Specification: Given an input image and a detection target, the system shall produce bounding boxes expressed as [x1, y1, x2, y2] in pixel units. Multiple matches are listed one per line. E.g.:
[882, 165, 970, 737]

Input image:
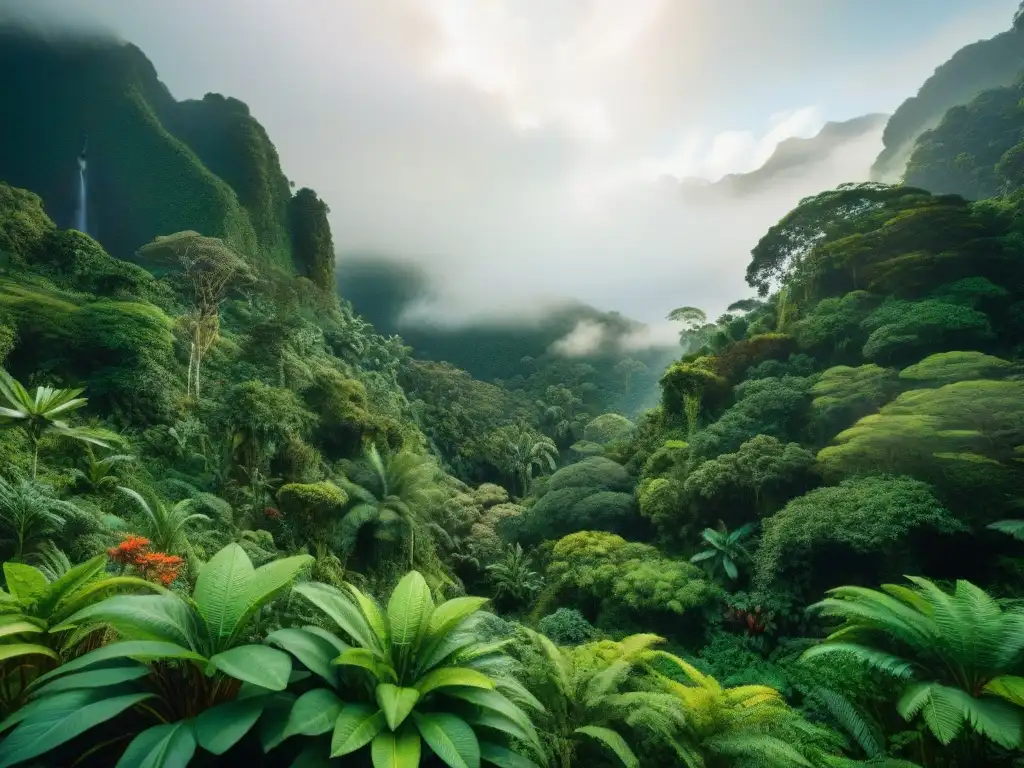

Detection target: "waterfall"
[74, 154, 87, 234]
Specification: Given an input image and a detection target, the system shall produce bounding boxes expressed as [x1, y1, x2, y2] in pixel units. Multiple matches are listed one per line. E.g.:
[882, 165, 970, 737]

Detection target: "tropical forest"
[2, 3, 1024, 767]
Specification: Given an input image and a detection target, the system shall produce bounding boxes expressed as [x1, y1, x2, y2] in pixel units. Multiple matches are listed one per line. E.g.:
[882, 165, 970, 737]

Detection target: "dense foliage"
[4, 10, 1024, 765]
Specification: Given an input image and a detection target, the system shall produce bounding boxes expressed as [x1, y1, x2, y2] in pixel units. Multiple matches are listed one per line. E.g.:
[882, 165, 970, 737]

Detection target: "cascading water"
[74, 137, 88, 234]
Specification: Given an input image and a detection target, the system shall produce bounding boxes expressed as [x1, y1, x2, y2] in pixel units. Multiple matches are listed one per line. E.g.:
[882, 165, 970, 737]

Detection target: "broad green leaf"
[55, 594, 198, 648]
[3, 563, 47, 601]
[985, 676, 1024, 707]
[722, 557, 739, 580]
[332, 703, 387, 757]
[0, 691, 152, 768]
[30, 665, 149, 695]
[0, 620, 44, 639]
[259, 692, 298, 752]
[0, 643, 57, 664]
[116, 722, 197, 768]
[285, 689, 345, 738]
[54, 577, 166, 623]
[266, 627, 343, 685]
[295, 582, 380, 654]
[479, 742, 542, 768]
[574, 726, 638, 768]
[347, 583, 389, 648]
[371, 726, 421, 768]
[229, 554, 313, 644]
[193, 543, 255, 644]
[442, 687, 534, 734]
[302, 624, 351, 655]
[209, 644, 292, 690]
[290, 738, 336, 767]
[387, 571, 433, 648]
[427, 597, 488, 639]
[34, 641, 204, 687]
[376, 684, 420, 730]
[466, 710, 541, 753]
[416, 667, 494, 696]
[412, 712, 480, 768]
[195, 697, 265, 754]
[334, 647, 397, 683]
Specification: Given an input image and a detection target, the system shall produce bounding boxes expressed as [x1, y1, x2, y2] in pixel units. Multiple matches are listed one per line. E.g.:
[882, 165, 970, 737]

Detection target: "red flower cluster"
[264, 507, 282, 520]
[107, 536, 184, 586]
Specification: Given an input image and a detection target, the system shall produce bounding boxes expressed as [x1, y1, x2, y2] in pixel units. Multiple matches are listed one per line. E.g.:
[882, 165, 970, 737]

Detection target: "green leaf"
[0, 691, 152, 768]
[193, 697, 265, 754]
[229, 554, 313, 644]
[34, 641, 203, 687]
[442, 687, 534, 734]
[3, 563, 47, 600]
[387, 571, 433, 648]
[722, 557, 739, 580]
[0, 643, 58, 664]
[346, 583, 389, 648]
[427, 597, 489, 638]
[376, 684, 420, 730]
[412, 712, 480, 768]
[259, 692, 298, 752]
[55, 594, 198, 648]
[209, 644, 292, 690]
[574, 726, 638, 768]
[334, 647, 397, 683]
[30, 665, 149, 695]
[371, 726, 421, 768]
[193, 543, 255, 644]
[479, 742, 541, 768]
[37, 555, 106, 617]
[285, 689, 345, 738]
[985, 676, 1024, 707]
[116, 722, 197, 768]
[295, 582, 380, 653]
[416, 667, 494, 696]
[266, 627, 344, 685]
[331, 703, 386, 757]
[465, 710, 541, 754]
[0, 620, 44, 640]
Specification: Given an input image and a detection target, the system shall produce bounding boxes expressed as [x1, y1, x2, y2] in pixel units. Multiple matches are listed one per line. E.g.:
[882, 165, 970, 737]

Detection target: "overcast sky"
[8, 0, 1020, 335]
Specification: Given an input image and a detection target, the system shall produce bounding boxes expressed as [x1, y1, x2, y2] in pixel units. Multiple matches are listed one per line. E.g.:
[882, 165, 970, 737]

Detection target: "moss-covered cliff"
[0, 29, 312, 273]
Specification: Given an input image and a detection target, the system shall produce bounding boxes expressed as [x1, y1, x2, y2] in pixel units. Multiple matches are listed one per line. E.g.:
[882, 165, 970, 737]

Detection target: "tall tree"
[137, 231, 252, 399]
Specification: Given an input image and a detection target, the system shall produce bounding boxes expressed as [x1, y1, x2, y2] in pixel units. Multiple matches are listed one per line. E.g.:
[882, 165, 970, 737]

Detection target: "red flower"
[107, 535, 151, 565]
[264, 507, 282, 520]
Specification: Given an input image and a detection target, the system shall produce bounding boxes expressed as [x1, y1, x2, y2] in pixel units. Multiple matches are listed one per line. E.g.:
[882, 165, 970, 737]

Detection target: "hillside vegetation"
[2, 14, 1024, 768]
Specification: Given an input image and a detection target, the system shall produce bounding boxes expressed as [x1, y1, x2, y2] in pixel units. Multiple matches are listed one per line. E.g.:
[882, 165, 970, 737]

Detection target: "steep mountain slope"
[0, 27, 314, 273]
[872, 15, 1024, 180]
[904, 76, 1024, 199]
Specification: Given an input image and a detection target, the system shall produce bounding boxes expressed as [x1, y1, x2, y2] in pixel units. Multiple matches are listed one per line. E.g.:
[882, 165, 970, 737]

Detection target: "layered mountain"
[679, 113, 887, 201]
[0, 26, 332, 281]
[871, 12, 1024, 180]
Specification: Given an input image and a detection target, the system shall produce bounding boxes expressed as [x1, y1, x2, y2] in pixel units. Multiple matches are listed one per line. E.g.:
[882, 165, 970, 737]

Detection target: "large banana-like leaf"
[115, 721, 197, 768]
[334, 647, 398, 683]
[387, 571, 433, 649]
[347, 583, 390, 649]
[55, 594, 199, 649]
[266, 627, 343, 685]
[416, 667, 494, 696]
[193, 543, 255, 643]
[194, 697, 266, 754]
[284, 689, 345, 739]
[33, 641, 205, 687]
[376, 683, 420, 730]
[574, 725, 638, 768]
[34, 554, 106, 617]
[208, 644, 292, 690]
[371, 725, 421, 768]
[226, 553, 313, 646]
[0, 689, 153, 768]
[52, 576, 166, 624]
[331, 703, 387, 757]
[412, 712, 480, 768]
[985, 675, 1024, 707]
[295, 582, 380, 654]
[30, 665, 149, 695]
[427, 597, 489, 639]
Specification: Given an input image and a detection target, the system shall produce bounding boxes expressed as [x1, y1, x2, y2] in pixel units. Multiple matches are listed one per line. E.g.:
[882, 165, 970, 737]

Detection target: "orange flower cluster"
[107, 536, 184, 586]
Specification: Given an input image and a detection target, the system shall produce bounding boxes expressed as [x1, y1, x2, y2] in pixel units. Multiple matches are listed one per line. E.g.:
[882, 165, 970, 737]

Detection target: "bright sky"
[6, 0, 1020, 333]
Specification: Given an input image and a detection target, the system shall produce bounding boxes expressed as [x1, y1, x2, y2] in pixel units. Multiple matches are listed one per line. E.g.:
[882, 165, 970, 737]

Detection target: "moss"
[0, 183, 54, 265]
[288, 188, 335, 290]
